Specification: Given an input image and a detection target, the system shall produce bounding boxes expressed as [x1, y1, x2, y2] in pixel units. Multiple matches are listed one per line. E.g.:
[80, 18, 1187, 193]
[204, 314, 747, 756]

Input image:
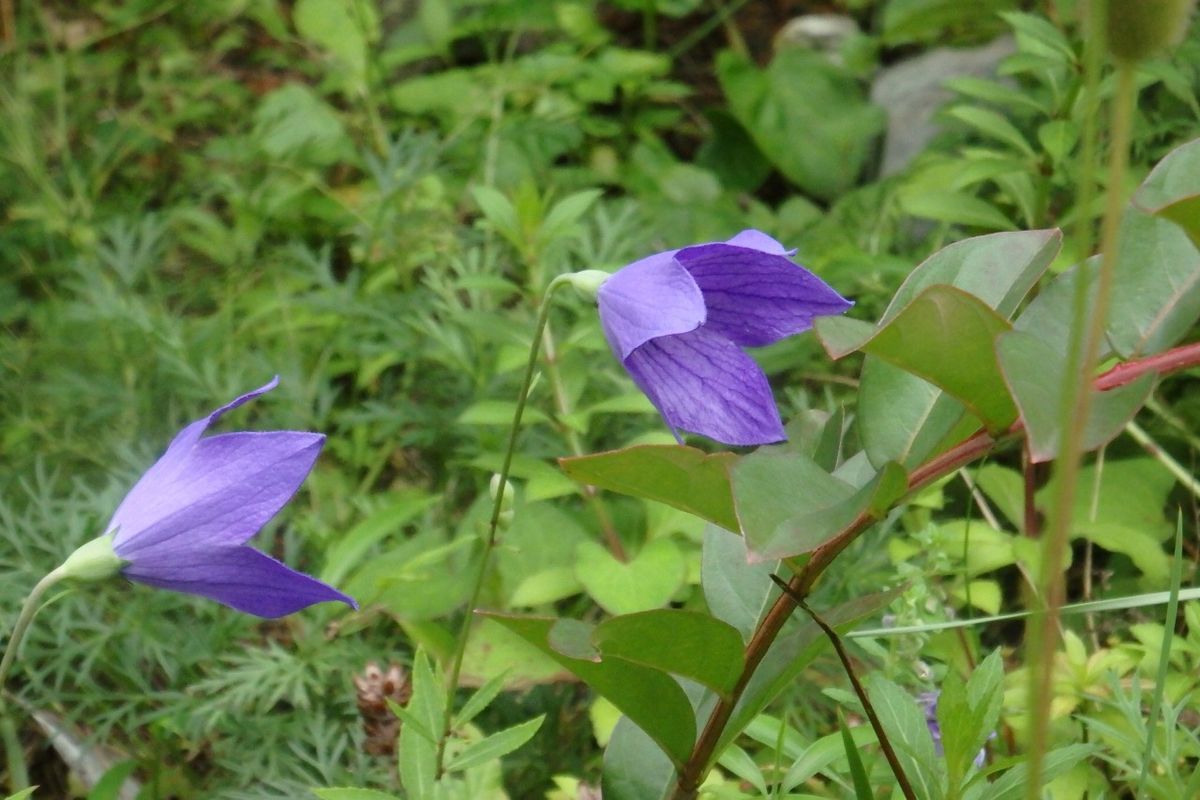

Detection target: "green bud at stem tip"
[1105, 0, 1195, 63]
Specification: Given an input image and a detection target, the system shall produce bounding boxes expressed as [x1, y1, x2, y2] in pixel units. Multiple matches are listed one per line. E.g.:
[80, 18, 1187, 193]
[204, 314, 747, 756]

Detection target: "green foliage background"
[3, 0, 1200, 797]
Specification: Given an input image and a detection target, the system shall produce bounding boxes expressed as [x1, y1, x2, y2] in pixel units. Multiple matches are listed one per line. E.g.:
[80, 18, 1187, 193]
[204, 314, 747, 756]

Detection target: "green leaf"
[398, 650, 443, 799]
[899, 189, 1018, 230]
[840, 718, 875, 800]
[444, 714, 545, 773]
[821, 285, 1018, 433]
[733, 450, 852, 558]
[1073, 521, 1170, 584]
[458, 399, 550, 426]
[945, 105, 1034, 157]
[455, 670, 510, 729]
[592, 610, 745, 696]
[1107, 206, 1200, 357]
[293, 0, 376, 85]
[702, 525, 779, 641]
[311, 789, 403, 800]
[997, 329, 1154, 461]
[853, 230, 1060, 468]
[320, 490, 436, 585]
[575, 538, 687, 615]
[981, 744, 1097, 799]
[601, 716, 677, 800]
[864, 674, 944, 800]
[470, 185, 522, 249]
[86, 761, 137, 800]
[3, 791, 37, 800]
[1013, 257, 1105, 358]
[720, 588, 905, 755]
[737, 450, 906, 561]
[485, 615, 696, 766]
[1134, 137, 1200, 245]
[718, 49, 885, 201]
[938, 651, 1004, 792]
[540, 189, 603, 244]
[560, 445, 738, 531]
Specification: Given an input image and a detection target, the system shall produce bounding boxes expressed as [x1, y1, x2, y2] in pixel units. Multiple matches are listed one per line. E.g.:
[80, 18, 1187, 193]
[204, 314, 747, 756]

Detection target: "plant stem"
[539, 323, 627, 560]
[434, 277, 569, 775]
[671, 337, 1200, 796]
[1025, 59, 1136, 797]
[0, 567, 66, 693]
[792, 590, 918, 800]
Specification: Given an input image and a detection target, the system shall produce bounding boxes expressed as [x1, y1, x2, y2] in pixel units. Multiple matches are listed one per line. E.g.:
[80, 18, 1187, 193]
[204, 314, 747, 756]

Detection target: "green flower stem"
[0, 566, 67, 695]
[1125, 420, 1200, 500]
[1025, 58, 1137, 797]
[672, 337, 1200, 798]
[435, 275, 570, 776]
[538, 324, 627, 561]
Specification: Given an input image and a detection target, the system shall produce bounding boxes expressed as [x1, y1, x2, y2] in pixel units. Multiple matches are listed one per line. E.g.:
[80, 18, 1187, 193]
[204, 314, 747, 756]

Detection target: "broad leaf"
[865, 674, 945, 800]
[486, 615, 696, 766]
[997, 329, 1154, 461]
[1107, 206, 1200, 357]
[820, 285, 1018, 433]
[1135, 136, 1200, 245]
[718, 49, 885, 200]
[398, 650, 443, 799]
[702, 525, 779, 642]
[851, 229, 1060, 467]
[592, 610, 745, 696]
[602, 716, 677, 800]
[733, 450, 852, 559]
[575, 538, 687, 615]
[560, 445, 738, 531]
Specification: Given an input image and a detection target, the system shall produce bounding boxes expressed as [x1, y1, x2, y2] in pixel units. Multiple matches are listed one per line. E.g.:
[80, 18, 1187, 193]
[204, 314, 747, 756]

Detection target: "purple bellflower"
[596, 229, 852, 446]
[75, 377, 356, 618]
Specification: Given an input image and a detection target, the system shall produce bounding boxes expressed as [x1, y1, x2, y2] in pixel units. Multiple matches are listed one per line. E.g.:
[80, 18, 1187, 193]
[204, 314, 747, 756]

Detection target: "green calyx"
[58, 534, 125, 582]
[556, 269, 610, 300]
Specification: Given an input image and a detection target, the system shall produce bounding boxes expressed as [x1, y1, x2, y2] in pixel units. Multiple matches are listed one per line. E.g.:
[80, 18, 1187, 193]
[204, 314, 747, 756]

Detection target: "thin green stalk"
[0, 567, 67, 693]
[1025, 54, 1137, 796]
[434, 277, 568, 776]
[1126, 420, 1200, 500]
[1137, 514, 1184, 790]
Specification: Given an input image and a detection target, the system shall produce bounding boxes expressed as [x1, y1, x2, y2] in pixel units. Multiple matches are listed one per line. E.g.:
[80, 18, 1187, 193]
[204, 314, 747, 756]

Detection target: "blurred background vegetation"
[3, 0, 1200, 797]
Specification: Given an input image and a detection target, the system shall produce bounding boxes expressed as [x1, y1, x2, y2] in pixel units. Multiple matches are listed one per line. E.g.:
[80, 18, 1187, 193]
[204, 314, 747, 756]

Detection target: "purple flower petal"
[623, 325, 785, 445]
[108, 377, 281, 540]
[112, 431, 324, 559]
[676, 243, 853, 348]
[122, 545, 357, 618]
[724, 229, 795, 255]
[597, 250, 705, 360]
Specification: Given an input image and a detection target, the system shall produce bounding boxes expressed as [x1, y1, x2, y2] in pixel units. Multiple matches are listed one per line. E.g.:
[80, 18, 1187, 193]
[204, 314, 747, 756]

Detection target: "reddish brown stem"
[669, 340, 1200, 799]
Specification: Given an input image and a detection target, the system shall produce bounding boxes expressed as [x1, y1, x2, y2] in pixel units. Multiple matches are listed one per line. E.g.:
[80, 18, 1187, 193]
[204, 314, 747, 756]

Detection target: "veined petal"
[724, 228, 795, 255]
[676, 243, 852, 347]
[597, 250, 705, 360]
[623, 326, 785, 446]
[122, 545, 357, 618]
[112, 431, 324, 556]
[108, 377, 281, 539]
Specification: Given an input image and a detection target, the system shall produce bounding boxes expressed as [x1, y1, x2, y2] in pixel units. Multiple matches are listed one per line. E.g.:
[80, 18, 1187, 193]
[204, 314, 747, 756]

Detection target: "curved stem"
[435, 277, 569, 775]
[671, 336, 1200, 798]
[0, 567, 67, 693]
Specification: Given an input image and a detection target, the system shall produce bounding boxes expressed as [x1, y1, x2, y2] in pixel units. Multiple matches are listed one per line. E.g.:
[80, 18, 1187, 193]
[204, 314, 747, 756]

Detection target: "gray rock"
[870, 36, 1016, 176]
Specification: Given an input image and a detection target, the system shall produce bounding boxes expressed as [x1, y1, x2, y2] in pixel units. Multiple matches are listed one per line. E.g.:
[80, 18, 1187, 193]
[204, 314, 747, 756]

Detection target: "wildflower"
[64, 377, 356, 618]
[596, 230, 852, 445]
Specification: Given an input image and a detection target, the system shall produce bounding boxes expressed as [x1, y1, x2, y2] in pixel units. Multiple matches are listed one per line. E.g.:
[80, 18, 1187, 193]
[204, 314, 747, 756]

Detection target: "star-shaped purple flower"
[104, 377, 356, 618]
[597, 229, 852, 446]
